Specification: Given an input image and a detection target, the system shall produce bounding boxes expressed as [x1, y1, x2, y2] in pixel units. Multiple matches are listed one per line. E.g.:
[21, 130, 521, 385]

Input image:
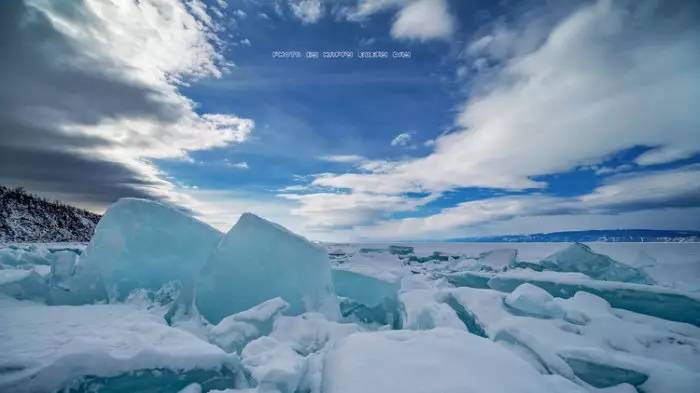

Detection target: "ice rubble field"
[1, 199, 699, 393]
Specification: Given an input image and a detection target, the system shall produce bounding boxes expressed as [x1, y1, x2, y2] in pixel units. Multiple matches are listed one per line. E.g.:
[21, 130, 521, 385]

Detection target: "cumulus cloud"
[286, 0, 700, 237]
[289, 0, 323, 24]
[0, 0, 253, 214]
[343, 0, 454, 41]
[390, 0, 454, 41]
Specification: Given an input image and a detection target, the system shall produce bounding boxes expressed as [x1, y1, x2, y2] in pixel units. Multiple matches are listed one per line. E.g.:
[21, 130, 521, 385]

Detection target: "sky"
[1, 0, 699, 241]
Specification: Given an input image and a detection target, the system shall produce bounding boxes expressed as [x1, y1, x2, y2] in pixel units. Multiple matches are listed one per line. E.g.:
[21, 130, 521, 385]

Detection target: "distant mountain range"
[450, 229, 700, 243]
[0, 185, 100, 242]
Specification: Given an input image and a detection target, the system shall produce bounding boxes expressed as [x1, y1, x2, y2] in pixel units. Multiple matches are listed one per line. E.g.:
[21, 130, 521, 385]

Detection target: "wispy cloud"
[390, 132, 414, 147]
[318, 155, 366, 163]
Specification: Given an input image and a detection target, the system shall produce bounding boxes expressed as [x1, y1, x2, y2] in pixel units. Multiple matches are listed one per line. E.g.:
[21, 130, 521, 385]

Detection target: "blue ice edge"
[446, 270, 700, 327]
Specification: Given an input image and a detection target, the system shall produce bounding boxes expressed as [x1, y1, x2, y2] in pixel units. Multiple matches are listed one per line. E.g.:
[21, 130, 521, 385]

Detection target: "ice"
[47, 256, 108, 305]
[445, 270, 492, 288]
[0, 297, 238, 393]
[504, 283, 559, 318]
[322, 328, 571, 393]
[540, 243, 653, 284]
[196, 213, 338, 324]
[486, 270, 700, 326]
[270, 312, 361, 356]
[79, 198, 222, 301]
[0, 268, 47, 301]
[332, 265, 401, 327]
[477, 248, 517, 271]
[2, 237, 698, 392]
[0, 244, 54, 267]
[209, 297, 290, 353]
[241, 336, 306, 393]
[448, 286, 700, 392]
[179, 383, 203, 393]
[49, 249, 77, 283]
[398, 288, 465, 330]
[266, 313, 362, 393]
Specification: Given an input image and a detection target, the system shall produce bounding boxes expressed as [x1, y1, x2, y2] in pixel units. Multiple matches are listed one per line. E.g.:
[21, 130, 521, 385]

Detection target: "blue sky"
[1, 0, 699, 240]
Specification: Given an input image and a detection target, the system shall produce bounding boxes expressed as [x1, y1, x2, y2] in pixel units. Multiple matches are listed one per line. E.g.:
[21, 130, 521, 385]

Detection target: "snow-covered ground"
[1, 199, 699, 393]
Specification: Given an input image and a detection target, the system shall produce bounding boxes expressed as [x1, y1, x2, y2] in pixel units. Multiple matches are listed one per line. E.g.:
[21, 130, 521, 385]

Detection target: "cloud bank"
[0, 0, 252, 214]
[285, 0, 700, 238]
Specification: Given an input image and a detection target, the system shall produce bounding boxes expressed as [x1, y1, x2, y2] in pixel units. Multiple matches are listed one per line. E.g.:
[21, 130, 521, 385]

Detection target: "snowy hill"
[0, 186, 100, 242]
[451, 229, 700, 243]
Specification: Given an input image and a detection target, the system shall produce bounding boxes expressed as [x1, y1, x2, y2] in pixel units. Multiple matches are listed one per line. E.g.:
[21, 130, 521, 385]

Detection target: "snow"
[241, 336, 306, 393]
[79, 198, 221, 301]
[269, 312, 361, 356]
[196, 213, 338, 324]
[0, 297, 236, 393]
[398, 288, 465, 330]
[179, 383, 203, 393]
[504, 283, 558, 318]
[449, 286, 700, 393]
[322, 328, 569, 393]
[209, 297, 289, 353]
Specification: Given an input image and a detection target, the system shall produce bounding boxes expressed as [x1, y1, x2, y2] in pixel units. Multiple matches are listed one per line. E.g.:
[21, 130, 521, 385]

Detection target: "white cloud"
[4, 0, 254, 221]
[285, 0, 700, 238]
[289, 0, 323, 24]
[390, 0, 455, 41]
[319, 155, 366, 163]
[279, 191, 439, 231]
[346, 165, 700, 240]
[181, 189, 300, 233]
[390, 132, 414, 147]
[224, 160, 249, 170]
[313, 0, 700, 196]
[343, 0, 454, 42]
[240, 38, 252, 46]
[234, 9, 247, 18]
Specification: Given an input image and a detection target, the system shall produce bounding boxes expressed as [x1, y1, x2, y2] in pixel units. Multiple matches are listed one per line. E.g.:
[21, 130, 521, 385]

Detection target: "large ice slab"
[79, 198, 221, 301]
[0, 297, 237, 393]
[540, 243, 653, 284]
[196, 213, 338, 324]
[332, 265, 401, 327]
[322, 328, 568, 393]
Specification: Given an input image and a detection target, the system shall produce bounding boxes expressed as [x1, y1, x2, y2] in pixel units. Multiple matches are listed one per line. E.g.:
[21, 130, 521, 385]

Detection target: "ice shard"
[196, 213, 338, 324]
[540, 243, 653, 284]
[79, 198, 222, 301]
